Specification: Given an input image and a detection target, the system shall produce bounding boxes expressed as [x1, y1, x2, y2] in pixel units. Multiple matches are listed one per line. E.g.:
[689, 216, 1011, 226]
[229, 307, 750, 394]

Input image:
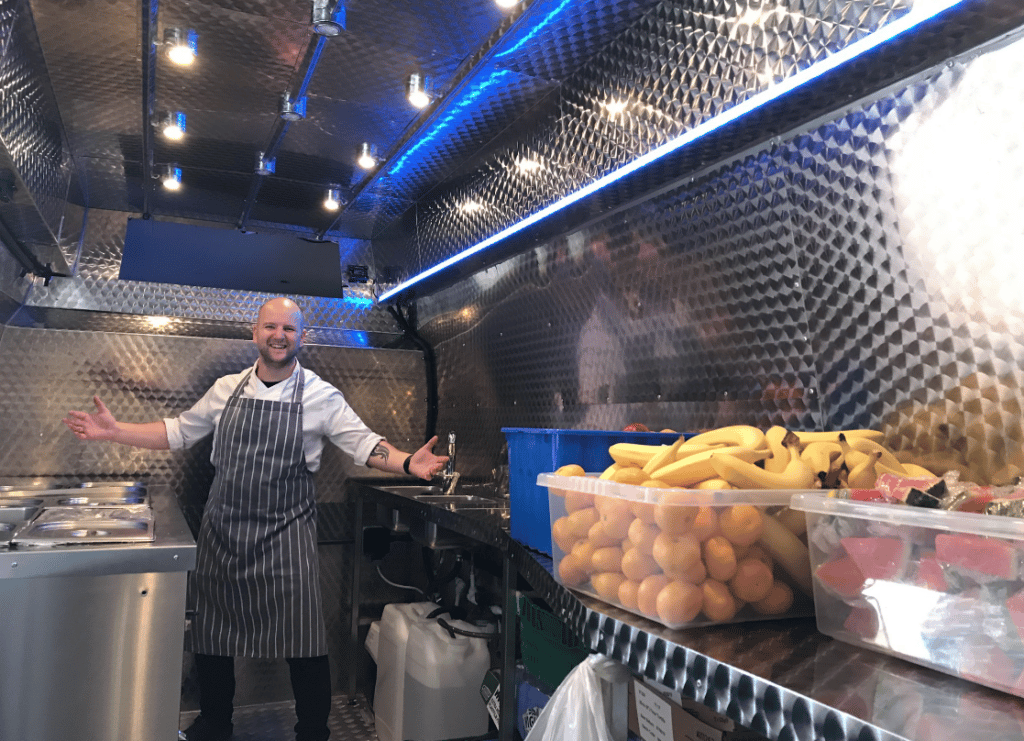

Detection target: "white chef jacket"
[163, 361, 383, 472]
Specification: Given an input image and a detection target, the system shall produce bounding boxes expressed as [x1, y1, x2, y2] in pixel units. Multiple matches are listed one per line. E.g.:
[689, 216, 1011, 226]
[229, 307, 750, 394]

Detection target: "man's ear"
[252, 324, 258, 342]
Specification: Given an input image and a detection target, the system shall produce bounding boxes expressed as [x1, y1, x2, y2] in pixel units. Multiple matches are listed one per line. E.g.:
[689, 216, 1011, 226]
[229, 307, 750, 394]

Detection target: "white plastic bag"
[524, 655, 629, 741]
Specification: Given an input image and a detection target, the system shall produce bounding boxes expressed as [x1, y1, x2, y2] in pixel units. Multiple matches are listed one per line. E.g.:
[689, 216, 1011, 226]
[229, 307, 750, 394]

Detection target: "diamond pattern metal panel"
[414, 32, 1024, 490]
[409, 0, 911, 275]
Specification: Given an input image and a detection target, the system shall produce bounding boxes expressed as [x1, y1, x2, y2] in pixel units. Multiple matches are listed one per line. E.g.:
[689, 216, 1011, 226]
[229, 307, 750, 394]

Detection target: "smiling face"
[253, 298, 304, 376]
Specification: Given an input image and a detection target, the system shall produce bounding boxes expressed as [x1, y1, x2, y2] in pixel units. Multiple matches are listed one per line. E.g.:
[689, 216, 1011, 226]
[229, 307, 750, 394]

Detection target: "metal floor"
[180, 694, 378, 741]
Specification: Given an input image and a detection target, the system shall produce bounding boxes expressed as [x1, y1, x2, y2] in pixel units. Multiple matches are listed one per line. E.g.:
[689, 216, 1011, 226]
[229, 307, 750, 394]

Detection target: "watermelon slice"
[815, 556, 866, 599]
[841, 537, 910, 580]
[843, 604, 878, 638]
[1006, 589, 1024, 643]
[935, 533, 1019, 579]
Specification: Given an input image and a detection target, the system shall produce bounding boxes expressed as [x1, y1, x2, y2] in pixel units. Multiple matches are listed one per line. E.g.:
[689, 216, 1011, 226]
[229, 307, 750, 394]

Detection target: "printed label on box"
[634, 682, 676, 741]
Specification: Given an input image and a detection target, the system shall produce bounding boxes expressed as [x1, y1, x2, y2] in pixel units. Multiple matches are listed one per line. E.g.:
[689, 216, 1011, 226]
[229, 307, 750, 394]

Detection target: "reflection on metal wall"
[0, 322, 426, 702]
[421, 33, 1024, 487]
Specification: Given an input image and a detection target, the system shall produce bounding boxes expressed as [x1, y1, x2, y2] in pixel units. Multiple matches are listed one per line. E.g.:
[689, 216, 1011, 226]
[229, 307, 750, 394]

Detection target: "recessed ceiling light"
[164, 28, 197, 67]
[255, 152, 276, 176]
[280, 93, 307, 122]
[406, 73, 430, 109]
[161, 111, 186, 140]
[459, 200, 483, 213]
[517, 157, 542, 173]
[495, 0, 519, 7]
[602, 100, 627, 116]
[324, 187, 342, 211]
[312, 0, 345, 36]
[161, 164, 182, 191]
[357, 142, 377, 169]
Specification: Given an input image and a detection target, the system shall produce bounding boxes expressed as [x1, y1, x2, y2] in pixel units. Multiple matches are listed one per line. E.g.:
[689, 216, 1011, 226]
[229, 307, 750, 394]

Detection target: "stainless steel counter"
[0, 487, 197, 578]
[0, 486, 197, 741]
[354, 481, 1024, 741]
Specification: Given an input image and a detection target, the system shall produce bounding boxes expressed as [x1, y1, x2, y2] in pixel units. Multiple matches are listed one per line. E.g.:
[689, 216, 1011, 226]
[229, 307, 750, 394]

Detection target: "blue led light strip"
[378, 0, 966, 302]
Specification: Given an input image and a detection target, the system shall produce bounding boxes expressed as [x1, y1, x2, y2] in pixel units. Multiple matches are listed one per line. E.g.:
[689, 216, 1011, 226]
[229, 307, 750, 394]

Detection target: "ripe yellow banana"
[649, 446, 769, 486]
[599, 464, 620, 480]
[683, 425, 767, 451]
[800, 441, 842, 481]
[847, 450, 881, 488]
[837, 435, 870, 470]
[709, 449, 816, 490]
[844, 436, 906, 474]
[608, 443, 664, 467]
[672, 442, 726, 459]
[763, 426, 792, 474]
[694, 478, 736, 490]
[792, 429, 884, 445]
[642, 435, 687, 474]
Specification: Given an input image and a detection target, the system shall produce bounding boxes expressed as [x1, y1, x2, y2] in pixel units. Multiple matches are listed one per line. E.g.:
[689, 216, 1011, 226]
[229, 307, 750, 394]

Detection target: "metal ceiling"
[18, 0, 655, 245]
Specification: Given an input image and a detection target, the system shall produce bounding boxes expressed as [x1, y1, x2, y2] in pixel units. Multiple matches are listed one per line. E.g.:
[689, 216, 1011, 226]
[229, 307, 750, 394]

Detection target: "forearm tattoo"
[369, 442, 389, 466]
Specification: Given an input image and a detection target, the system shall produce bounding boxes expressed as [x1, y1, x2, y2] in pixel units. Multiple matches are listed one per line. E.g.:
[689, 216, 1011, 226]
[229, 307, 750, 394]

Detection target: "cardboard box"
[628, 678, 767, 741]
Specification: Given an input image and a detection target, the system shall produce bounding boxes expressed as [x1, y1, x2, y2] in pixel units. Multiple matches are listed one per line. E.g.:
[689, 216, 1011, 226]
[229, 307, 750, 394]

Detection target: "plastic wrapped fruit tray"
[791, 493, 1024, 698]
[539, 472, 821, 630]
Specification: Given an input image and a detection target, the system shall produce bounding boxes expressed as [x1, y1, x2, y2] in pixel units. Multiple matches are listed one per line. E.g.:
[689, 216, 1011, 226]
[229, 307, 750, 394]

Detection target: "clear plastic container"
[791, 493, 1024, 698]
[539, 473, 820, 629]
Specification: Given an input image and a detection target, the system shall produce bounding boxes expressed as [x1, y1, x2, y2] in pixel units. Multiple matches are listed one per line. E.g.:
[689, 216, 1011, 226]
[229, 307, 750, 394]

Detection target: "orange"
[701, 580, 739, 622]
[554, 464, 586, 477]
[637, 574, 670, 618]
[656, 580, 703, 626]
[743, 543, 774, 571]
[703, 536, 738, 582]
[587, 520, 621, 548]
[570, 539, 599, 574]
[752, 582, 794, 615]
[598, 497, 636, 540]
[551, 516, 577, 553]
[652, 532, 702, 581]
[654, 491, 698, 535]
[719, 505, 765, 547]
[627, 518, 661, 555]
[631, 499, 659, 524]
[565, 490, 595, 513]
[566, 507, 600, 539]
[592, 572, 626, 604]
[591, 546, 624, 573]
[621, 547, 660, 581]
[690, 507, 719, 542]
[557, 553, 588, 586]
[618, 579, 641, 611]
[729, 558, 774, 603]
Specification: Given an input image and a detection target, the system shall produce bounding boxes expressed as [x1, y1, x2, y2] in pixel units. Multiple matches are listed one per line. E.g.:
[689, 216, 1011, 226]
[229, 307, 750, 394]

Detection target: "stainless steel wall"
[416, 20, 1024, 487]
[0, 207, 430, 705]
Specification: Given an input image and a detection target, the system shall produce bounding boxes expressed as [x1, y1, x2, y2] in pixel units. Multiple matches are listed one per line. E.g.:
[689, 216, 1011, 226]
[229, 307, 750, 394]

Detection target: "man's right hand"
[63, 396, 119, 441]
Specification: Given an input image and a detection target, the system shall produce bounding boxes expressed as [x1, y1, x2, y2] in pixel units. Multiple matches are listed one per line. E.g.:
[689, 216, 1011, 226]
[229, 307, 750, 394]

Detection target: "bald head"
[257, 297, 304, 331]
[253, 297, 305, 379]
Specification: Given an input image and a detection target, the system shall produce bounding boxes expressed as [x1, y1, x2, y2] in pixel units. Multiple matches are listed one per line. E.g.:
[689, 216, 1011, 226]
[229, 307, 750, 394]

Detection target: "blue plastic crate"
[501, 427, 681, 555]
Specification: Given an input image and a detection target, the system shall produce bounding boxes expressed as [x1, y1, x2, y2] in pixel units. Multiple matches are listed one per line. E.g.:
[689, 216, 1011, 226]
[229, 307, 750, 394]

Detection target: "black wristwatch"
[403, 456, 412, 475]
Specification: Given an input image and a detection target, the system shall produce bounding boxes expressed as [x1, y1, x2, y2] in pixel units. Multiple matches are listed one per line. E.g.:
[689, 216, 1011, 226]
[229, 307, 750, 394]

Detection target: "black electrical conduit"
[140, 0, 158, 217]
[387, 303, 438, 445]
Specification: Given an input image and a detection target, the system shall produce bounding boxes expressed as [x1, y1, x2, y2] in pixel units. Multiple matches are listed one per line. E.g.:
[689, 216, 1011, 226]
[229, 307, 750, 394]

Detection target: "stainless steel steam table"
[355, 481, 1024, 741]
[0, 487, 197, 741]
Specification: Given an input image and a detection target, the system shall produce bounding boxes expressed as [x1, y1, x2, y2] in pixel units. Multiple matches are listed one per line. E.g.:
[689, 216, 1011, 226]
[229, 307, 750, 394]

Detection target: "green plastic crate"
[517, 594, 591, 688]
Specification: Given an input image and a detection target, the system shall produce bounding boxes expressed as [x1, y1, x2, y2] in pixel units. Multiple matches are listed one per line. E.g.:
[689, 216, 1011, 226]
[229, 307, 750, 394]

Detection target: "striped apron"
[186, 365, 327, 658]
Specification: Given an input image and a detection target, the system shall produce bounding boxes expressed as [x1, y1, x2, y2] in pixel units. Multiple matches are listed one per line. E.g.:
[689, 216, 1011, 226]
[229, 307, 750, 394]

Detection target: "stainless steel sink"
[376, 484, 445, 497]
[11, 506, 155, 546]
[411, 494, 499, 507]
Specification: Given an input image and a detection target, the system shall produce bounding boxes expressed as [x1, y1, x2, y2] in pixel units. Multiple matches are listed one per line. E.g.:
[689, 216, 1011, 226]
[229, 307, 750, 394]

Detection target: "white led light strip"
[378, 0, 966, 302]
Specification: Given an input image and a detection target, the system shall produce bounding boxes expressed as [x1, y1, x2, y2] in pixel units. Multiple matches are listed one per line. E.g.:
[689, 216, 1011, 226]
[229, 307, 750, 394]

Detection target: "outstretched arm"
[63, 396, 170, 450]
[365, 436, 448, 480]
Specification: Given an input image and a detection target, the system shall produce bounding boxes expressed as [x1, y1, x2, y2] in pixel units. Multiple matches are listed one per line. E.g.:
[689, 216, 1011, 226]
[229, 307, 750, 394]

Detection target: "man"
[63, 297, 448, 741]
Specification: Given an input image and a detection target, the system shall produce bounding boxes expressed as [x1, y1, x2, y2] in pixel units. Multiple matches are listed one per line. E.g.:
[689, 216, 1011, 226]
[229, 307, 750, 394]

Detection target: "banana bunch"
[603, 425, 930, 490]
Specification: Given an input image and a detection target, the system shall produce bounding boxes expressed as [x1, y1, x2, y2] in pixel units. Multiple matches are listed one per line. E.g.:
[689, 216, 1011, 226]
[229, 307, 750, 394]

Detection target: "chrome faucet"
[441, 431, 459, 495]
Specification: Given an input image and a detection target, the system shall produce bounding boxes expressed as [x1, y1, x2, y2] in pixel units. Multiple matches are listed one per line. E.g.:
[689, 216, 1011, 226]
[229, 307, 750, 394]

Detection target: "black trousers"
[195, 653, 331, 741]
